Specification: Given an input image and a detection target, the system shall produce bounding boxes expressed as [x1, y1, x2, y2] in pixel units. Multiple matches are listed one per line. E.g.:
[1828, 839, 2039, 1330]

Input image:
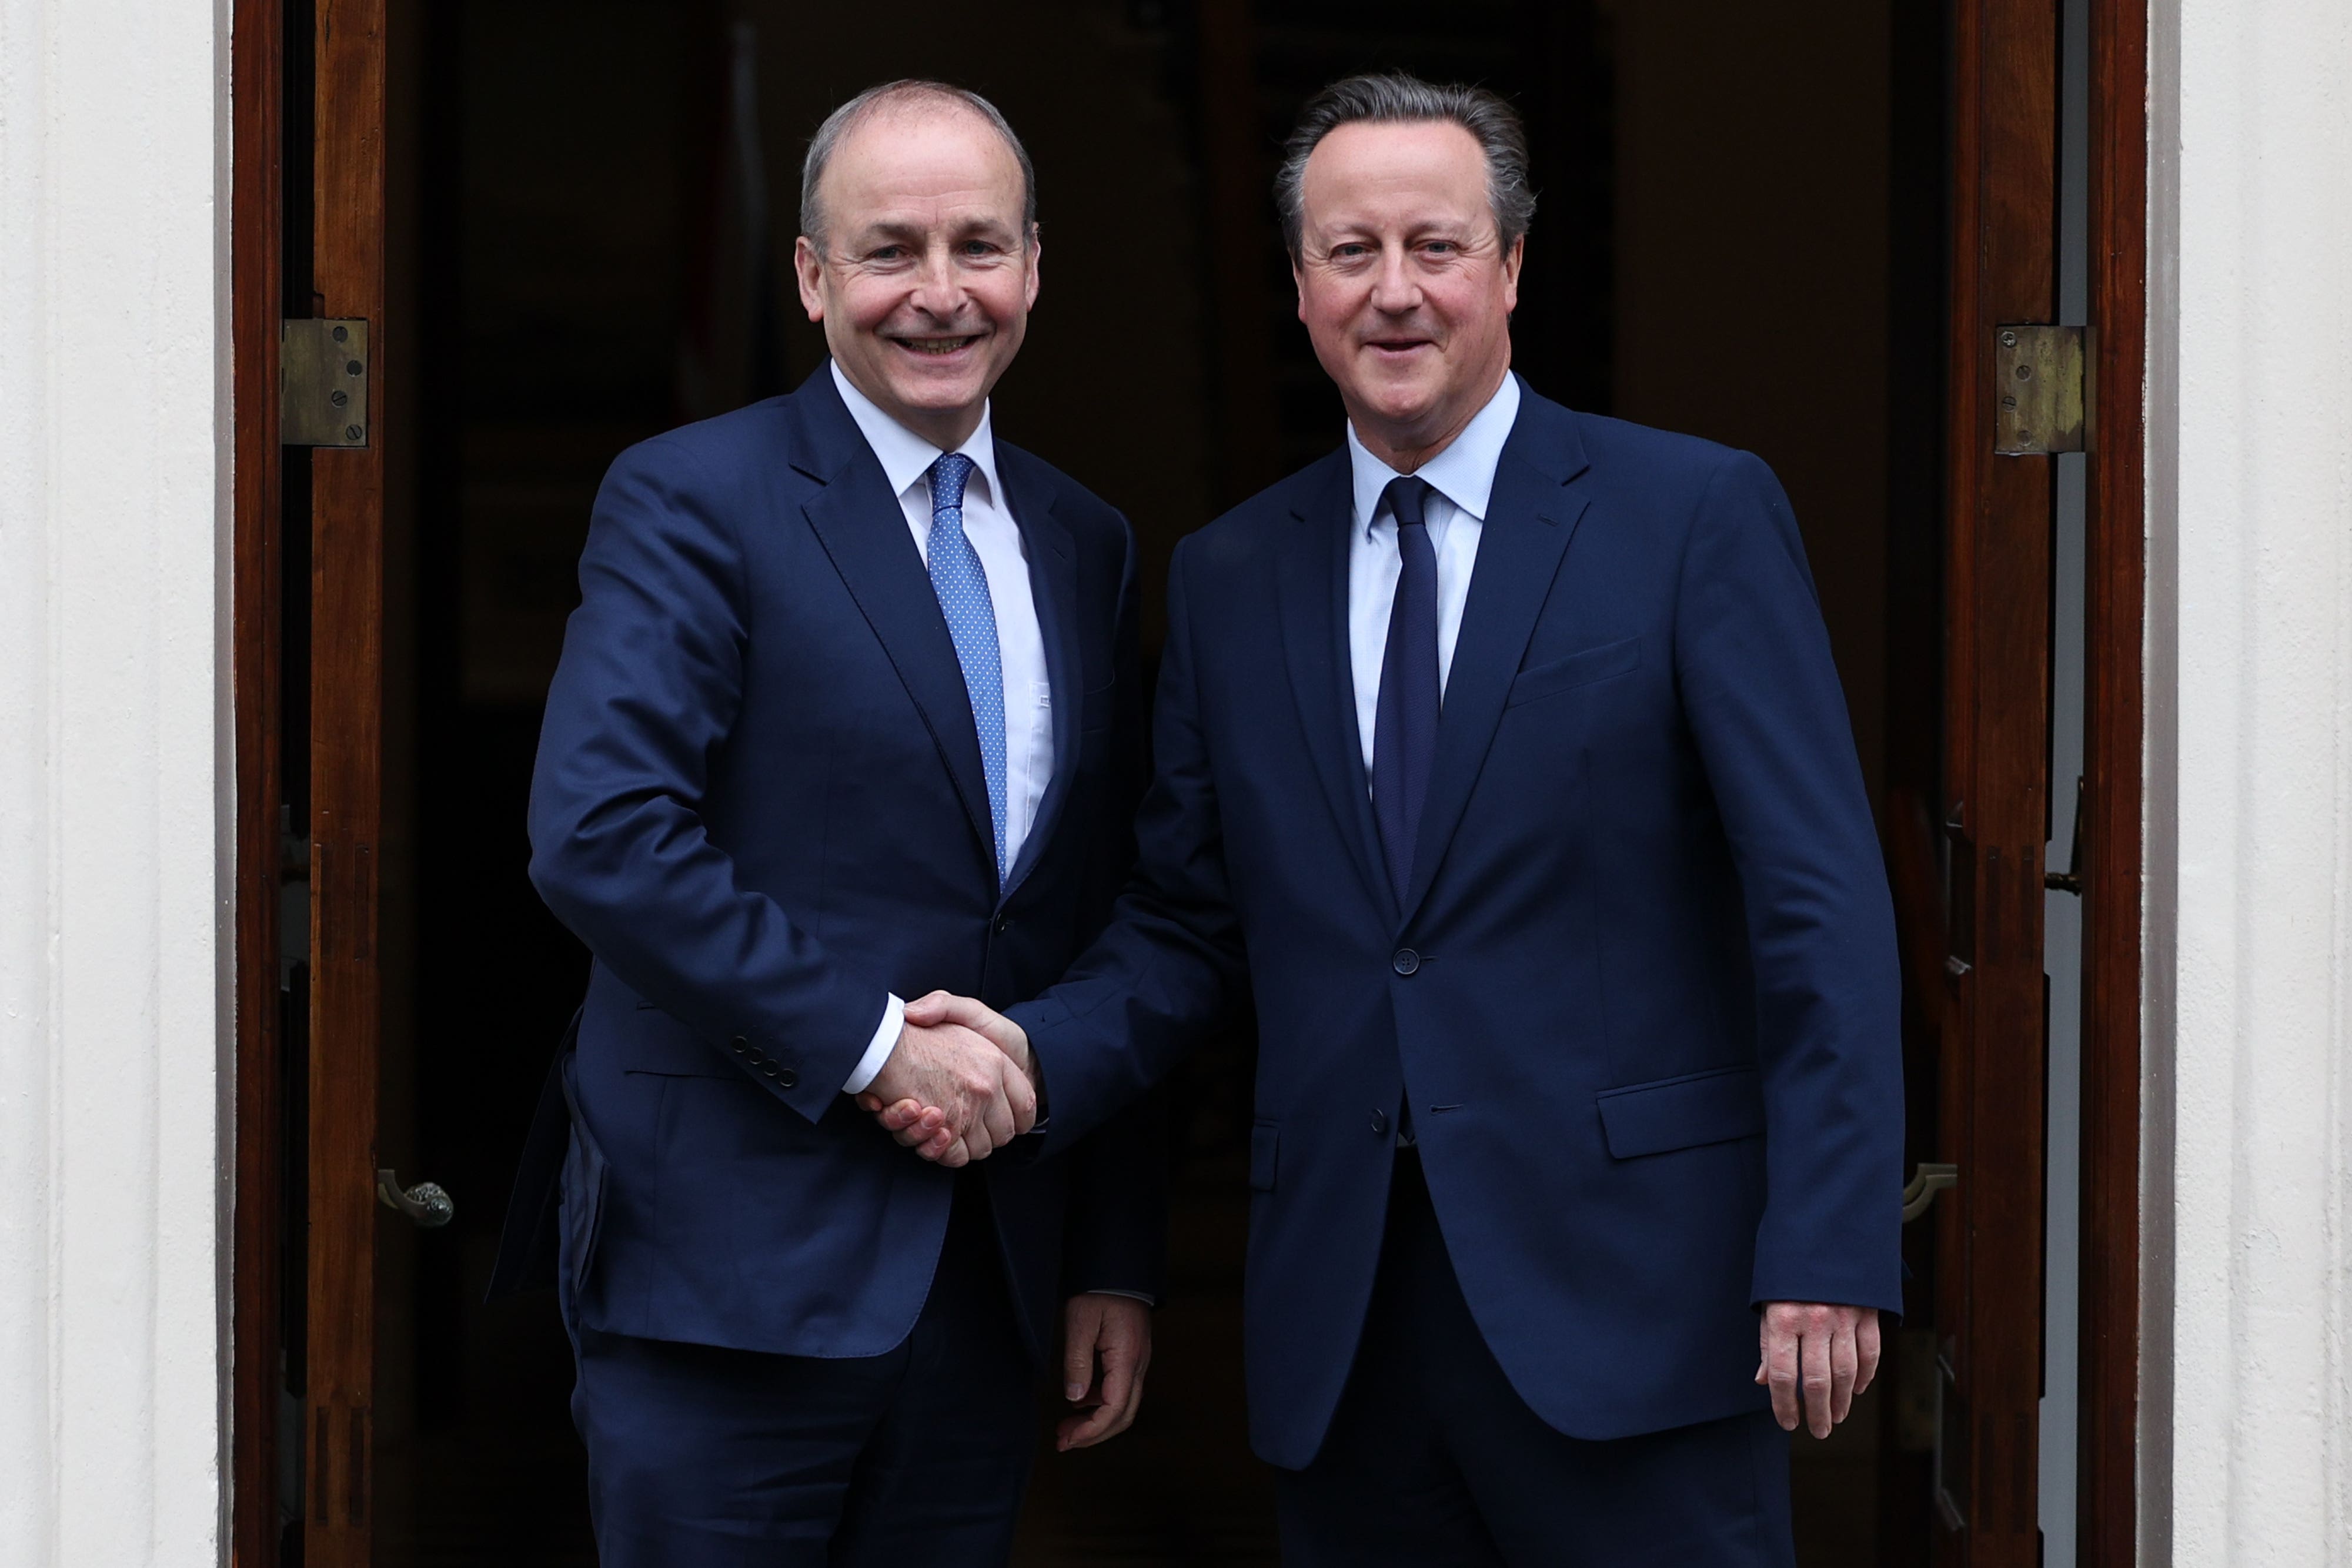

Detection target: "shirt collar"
[1345, 370, 1524, 536]
[830, 358, 1003, 509]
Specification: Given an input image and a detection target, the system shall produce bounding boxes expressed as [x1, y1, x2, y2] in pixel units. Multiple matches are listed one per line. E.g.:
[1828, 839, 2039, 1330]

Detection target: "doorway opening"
[232, 0, 2150, 1563]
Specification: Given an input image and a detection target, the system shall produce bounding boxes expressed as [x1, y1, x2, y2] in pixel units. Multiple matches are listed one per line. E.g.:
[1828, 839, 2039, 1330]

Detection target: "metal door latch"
[1993, 325, 2089, 454]
[1902, 1162, 1959, 1222]
[377, 1168, 454, 1228]
[2046, 774, 2086, 894]
[282, 317, 369, 447]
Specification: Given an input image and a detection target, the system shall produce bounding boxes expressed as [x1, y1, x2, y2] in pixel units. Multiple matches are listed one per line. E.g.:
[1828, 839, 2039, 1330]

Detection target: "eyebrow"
[847, 214, 1020, 248]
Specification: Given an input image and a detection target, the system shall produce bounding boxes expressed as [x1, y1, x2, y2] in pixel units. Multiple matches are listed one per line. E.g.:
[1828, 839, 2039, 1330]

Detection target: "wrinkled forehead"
[821, 105, 1027, 235]
[1300, 119, 1493, 235]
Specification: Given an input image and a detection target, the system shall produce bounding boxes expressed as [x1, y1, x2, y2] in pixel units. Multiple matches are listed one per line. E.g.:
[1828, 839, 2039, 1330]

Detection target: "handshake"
[853, 992, 1035, 1166]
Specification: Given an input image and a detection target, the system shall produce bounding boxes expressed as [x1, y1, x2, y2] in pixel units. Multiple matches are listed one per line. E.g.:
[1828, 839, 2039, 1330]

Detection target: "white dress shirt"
[830, 362, 1055, 1094]
[1344, 372, 1523, 774]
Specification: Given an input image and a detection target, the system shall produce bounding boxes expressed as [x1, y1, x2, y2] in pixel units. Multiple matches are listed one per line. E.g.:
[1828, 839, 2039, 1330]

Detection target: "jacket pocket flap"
[1596, 1065, 1763, 1158]
[1249, 1121, 1280, 1192]
[1507, 636, 1640, 707]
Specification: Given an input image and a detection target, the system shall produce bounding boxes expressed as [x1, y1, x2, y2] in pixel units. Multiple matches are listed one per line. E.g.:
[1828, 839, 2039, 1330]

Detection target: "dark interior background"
[335, 2, 1950, 1562]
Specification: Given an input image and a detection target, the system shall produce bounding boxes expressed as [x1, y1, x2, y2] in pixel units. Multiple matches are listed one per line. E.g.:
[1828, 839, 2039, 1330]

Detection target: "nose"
[908, 242, 965, 317]
[1368, 242, 1420, 313]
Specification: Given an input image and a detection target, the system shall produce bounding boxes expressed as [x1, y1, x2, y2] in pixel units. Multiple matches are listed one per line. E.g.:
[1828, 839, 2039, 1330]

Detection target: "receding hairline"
[801, 82, 1036, 248]
[833, 88, 1008, 153]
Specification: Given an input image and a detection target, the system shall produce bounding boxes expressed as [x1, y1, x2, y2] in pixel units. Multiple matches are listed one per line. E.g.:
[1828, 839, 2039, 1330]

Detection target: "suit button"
[1392, 948, 1420, 975]
[775, 1068, 799, 1089]
[1370, 1109, 1391, 1136]
[759, 1062, 779, 1078]
[993, 913, 1013, 935]
[729, 1036, 749, 1054]
[745, 1048, 769, 1066]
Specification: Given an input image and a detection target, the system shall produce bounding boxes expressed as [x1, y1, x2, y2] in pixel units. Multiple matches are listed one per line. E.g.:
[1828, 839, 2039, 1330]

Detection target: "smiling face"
[1292, 119, 1522, 471]
[795, 103, 1038, 449]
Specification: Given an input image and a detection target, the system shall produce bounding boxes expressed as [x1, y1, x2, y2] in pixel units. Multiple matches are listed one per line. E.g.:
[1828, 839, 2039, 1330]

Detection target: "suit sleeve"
[1010, 533, 1248, 1155]
[1672, 451, 1906, 1317]
[526, 438, 888, 1122]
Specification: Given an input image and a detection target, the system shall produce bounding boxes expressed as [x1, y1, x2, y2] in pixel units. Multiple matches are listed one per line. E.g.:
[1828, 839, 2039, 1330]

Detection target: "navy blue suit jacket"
[521, 365, 1162, 1360]
[1008, 380, 1904, 1466]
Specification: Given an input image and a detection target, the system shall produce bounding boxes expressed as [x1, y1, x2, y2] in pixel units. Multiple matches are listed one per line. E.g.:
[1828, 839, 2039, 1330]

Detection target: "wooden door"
[1933, 1, 2064, 1562]
[233, 0, 391, 1562]
[303, 0, 390, 1560]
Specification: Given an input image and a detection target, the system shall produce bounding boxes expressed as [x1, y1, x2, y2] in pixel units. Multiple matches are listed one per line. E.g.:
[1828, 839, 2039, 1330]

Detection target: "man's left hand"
[1757, 1302, 1879, 1438]
[1056, 1292, 1152, 1451]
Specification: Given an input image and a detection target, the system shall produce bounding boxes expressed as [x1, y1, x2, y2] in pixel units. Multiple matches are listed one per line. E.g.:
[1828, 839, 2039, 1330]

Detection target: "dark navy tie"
[1372, 476, 1440, 906]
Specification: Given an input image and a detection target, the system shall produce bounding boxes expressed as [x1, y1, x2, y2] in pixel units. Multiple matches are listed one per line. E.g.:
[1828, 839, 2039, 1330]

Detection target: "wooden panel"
[306, 0, 388, 1560]
[1193, 0, 1282, 506]
[230, 0, 285, 1561]
[1936, 1, 2060, 1563]
[2077, 0, 2147, 1560]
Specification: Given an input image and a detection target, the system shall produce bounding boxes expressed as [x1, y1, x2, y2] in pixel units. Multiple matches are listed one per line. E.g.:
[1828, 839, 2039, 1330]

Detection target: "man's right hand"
[860, 1015, 1035, 1167]
[858, 993, 1035, 1164]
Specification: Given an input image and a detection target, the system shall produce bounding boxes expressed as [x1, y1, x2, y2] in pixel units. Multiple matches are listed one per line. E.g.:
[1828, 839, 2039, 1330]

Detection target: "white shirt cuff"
[841, 993, 906, 1095]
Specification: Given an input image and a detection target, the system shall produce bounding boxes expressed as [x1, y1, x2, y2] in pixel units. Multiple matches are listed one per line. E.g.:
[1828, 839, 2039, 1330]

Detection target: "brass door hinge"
[281, 317, 369, 447]
[1993, 324, 2090, 454]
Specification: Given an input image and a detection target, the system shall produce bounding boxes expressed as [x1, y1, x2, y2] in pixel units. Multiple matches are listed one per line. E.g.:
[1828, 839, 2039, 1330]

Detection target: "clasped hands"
[854, 992, 1033, 1166]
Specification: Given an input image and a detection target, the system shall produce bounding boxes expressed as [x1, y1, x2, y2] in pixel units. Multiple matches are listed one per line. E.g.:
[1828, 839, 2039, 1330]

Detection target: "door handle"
[376, 1168, 455, 1228]
[1902, 1162, 1959, 1222]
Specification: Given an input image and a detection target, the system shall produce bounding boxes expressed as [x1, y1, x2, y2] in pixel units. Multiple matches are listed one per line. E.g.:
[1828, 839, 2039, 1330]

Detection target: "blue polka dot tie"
[926, 453, 1008, 884]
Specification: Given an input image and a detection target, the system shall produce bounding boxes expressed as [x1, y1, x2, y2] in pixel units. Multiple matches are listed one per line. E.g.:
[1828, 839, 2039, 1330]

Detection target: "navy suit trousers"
[565, 1173, 1035, 1567]
[1276, 1152, 1797, 1568]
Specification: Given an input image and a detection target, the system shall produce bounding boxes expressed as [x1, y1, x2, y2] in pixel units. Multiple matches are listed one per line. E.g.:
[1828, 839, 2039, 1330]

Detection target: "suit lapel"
[1401, 402, 1593, 923]
[789, 380, 997, 881]
[1277, 454, 1396, 922]
[1000, 462, 1078, 902]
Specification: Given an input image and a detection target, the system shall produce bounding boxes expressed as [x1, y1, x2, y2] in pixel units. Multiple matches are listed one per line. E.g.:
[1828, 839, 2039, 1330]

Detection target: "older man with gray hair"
[508, 78, 1162, 1566]
[889, 71, 1905, 1565]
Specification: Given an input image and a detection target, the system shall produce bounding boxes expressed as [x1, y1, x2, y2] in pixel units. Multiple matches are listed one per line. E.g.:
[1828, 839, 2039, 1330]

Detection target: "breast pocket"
[1506, 635, 1641, 708]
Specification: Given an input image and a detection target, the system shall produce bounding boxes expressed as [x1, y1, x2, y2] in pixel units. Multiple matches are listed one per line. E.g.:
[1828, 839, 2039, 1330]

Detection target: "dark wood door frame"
[1936, 3, 2146, 1563]
[232, 0, 390, 1563]
[224, 4, 2150, 1563]
[2078, 0, 2147, 1562]
[229, 0, 286, 1563]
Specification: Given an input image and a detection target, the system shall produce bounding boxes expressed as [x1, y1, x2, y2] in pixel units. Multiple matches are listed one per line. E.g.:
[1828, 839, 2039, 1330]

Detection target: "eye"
[960, 239, 1001, 258]
[868, 244, 908, 263]
[1332, 242, 1371, 261]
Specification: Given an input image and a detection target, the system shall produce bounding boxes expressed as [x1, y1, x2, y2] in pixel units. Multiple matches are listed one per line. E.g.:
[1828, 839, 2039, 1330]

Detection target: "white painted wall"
[0, 0, 232, 1563]
[2147, 0, 2352, 1561]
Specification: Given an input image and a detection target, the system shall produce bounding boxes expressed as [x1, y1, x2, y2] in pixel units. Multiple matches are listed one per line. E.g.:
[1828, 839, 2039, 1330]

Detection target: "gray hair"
[1275, 72, 1536, 258]
[800, 80, 1038, 250]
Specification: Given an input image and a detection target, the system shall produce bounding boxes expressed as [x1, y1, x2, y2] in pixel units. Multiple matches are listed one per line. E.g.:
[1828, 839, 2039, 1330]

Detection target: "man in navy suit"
[513, 81, 1161, 1566]
[890, 73, 1905, 1564]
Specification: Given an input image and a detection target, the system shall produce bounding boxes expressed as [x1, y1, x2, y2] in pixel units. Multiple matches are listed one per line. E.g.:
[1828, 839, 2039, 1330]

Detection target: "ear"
[1499, 233, 1524, 316]
[793, 235, 826, 323]
[1024, 225, 1043, 310]
[1292, 256, 1309, 323]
